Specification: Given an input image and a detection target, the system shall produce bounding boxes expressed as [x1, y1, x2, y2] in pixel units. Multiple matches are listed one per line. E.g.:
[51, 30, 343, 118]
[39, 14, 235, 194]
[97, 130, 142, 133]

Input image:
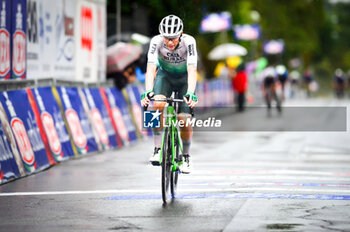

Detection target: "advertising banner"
[32, 87, 74, 161]
[56, 86, 98, 154]
[77, 87, 102, 151]
[99, 88, 123, 147]
[126, 85, 149, 138]
[106, 87, 137, 143]
[83, 87, 117, 150]
[234, 24, 261, 41]
[263, 39, 285, 55]
[26, 0, 39, 78]
[0, 101, 25, 184]
[26, 88, 56, 165]
[51, 86, 78, 156]
[200, 12, 232, 33]
[27, 0, 57, 79]
[0, 0, 11, 79]
[54, 0, 75, 80]
[135, 85, 152, 136]
[0, 90, 51, 173]
[96, 3, 106, 82]
[75, 0, 98, 82]
[11, 0, 26, 79]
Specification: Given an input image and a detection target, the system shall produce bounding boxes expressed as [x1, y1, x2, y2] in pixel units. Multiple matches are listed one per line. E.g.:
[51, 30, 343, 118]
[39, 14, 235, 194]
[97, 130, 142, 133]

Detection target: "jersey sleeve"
[147, 36, 161, 65]
[185, 36, 197, 67]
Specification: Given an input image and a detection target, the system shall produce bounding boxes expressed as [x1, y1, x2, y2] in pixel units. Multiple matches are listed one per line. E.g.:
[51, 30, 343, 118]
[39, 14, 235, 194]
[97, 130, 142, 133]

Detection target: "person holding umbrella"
[141, 15, 198, 174]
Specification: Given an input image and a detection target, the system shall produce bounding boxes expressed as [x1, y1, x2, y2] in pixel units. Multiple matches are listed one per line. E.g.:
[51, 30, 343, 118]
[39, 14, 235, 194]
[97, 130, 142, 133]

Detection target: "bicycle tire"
[161, 128, 171, 204]
[170, 130, 179, 198]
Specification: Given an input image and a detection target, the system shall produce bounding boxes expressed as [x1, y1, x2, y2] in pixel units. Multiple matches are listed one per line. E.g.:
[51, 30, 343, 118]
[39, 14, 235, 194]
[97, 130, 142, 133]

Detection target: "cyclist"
[140, 15, 198, 174]
[260, 66, 281, 112]
[275, 65, 288, 101]
[333, 68, 345, 99]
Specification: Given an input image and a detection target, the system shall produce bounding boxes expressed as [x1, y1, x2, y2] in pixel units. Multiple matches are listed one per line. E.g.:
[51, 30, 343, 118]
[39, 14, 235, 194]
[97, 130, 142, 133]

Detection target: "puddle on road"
[266, 223, 303, 230]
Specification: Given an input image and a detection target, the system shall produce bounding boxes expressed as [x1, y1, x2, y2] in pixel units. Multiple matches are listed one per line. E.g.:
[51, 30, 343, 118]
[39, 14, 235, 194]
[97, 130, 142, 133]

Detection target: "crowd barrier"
[0, 77, 233, 185]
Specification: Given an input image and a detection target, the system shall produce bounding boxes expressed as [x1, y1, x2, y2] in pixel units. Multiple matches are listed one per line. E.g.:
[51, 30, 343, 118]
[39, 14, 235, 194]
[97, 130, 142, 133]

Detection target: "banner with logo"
[96, 3, 106, 82]
[11, 0, 26, 79]
[234, 24, 261, 41]
[56, 86, 98, 154]
[0, 90, 51, 174]
[135, 85, 152, 136]
[54, 0, 75, 80]
[99, 88, 123, 147]
[77, 87, 102, 151]
[32, 87, 74, 161]
[26, 88, 56, 166]
[105, 87, 137, 144]
[75, 0, 98, 82]
[0, 101, 25, 184]
[26, 0, 57, 79]
[263, 39, 285, 55]
[126, 85, 149, 138]
[83, 87, 119, 149]
[26, 0, 40, 79]
[200, 12, 232, 33]
[0, 0, 11, 79]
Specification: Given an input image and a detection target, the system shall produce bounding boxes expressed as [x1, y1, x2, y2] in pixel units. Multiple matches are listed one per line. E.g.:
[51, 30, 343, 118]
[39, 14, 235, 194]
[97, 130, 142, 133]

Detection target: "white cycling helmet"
[159, 15, 183, 38]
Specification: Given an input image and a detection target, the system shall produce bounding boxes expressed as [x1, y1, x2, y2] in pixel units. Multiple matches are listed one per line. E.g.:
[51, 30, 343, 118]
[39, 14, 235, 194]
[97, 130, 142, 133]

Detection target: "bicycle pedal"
[150, 161, 160, 166]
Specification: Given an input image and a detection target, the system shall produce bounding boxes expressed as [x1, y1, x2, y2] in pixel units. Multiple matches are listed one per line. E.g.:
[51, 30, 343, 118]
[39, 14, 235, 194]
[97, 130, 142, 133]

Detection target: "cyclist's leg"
[177, 84, 193, 156]
[153, 70, 173, 150]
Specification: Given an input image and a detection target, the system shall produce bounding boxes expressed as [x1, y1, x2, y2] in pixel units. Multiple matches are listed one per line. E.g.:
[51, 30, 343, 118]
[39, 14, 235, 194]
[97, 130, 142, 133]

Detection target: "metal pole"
[116, 0, 121, 41]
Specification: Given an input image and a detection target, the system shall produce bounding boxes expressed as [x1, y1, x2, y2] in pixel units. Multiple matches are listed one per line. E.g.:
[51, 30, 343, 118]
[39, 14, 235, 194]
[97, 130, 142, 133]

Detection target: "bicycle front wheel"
[170, 130, 179, 198]
[161, 128, 171, 204]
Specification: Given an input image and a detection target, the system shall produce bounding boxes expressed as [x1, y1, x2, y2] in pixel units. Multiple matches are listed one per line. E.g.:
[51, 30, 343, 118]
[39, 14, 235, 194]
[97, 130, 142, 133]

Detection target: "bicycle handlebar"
[143, 94, 194, 116]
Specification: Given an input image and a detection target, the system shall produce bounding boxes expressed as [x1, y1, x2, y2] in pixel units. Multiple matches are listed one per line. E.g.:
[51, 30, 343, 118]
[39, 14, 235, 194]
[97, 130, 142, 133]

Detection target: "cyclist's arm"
[145, 36, 161, 92]
[145, 64, 157, 91]
[186, 35, 198, 93]
[187, 65, 197, 93]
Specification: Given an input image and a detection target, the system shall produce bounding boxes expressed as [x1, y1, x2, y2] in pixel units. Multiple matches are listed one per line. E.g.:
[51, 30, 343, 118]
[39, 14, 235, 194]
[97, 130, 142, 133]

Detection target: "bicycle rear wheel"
[170, 130, 179, 198]
[161, 128, 171, 204]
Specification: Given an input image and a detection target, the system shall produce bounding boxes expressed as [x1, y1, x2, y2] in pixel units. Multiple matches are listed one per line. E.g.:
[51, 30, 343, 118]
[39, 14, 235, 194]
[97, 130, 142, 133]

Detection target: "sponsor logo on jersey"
[188, 44, 194, 56]
[150, 43, 156, 54]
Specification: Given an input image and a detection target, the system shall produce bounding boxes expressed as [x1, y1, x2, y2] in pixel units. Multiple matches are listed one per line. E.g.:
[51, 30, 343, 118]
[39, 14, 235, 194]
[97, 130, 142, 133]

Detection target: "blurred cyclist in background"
[333, 68, 345, 99]
[141, 15, 198, 174]
[260, 66, 282, 113]
[275, 65, 288, 101]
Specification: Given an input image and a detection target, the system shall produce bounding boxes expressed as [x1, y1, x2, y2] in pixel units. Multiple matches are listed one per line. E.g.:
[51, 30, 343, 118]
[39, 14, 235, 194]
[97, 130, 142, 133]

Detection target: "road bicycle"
[264, 84, 282, 114]
[144, 93, 193, 204]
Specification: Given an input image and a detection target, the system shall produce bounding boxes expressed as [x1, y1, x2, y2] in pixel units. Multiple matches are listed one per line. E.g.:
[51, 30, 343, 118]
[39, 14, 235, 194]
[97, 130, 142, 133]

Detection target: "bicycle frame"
[160, 101, 183, 171]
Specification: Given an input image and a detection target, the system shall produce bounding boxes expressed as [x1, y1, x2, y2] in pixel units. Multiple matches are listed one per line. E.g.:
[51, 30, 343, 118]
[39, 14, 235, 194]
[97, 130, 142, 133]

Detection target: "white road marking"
[193, 169, 350, 176]
[1, 187, 350, 197]
[180, 175, 350, 182]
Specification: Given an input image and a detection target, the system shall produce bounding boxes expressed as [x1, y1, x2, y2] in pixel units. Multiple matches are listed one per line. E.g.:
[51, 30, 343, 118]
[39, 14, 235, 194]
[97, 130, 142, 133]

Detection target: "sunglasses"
[163, 36, 180, 42]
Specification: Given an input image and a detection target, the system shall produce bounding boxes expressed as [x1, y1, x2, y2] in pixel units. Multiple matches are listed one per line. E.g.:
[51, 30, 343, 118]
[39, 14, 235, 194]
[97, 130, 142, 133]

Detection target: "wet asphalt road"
[1, 98, 350, 232]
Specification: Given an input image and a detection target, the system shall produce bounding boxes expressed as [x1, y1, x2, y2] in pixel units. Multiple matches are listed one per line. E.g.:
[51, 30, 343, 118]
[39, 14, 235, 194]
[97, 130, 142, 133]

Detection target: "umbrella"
[226, 56, 242, 68]
[208, 43, 247, 60]
[107, 42, 142, 73]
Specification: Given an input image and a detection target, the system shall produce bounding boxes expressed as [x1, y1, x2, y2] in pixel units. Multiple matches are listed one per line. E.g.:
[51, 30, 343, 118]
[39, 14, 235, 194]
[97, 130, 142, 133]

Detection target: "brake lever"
[143, 92, 155, 111]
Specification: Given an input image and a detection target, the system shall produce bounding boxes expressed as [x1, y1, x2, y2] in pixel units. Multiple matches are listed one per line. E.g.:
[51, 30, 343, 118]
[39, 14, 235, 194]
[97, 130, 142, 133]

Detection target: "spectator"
[107, 63, 137, 90]
[232, 63, 248, 112]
